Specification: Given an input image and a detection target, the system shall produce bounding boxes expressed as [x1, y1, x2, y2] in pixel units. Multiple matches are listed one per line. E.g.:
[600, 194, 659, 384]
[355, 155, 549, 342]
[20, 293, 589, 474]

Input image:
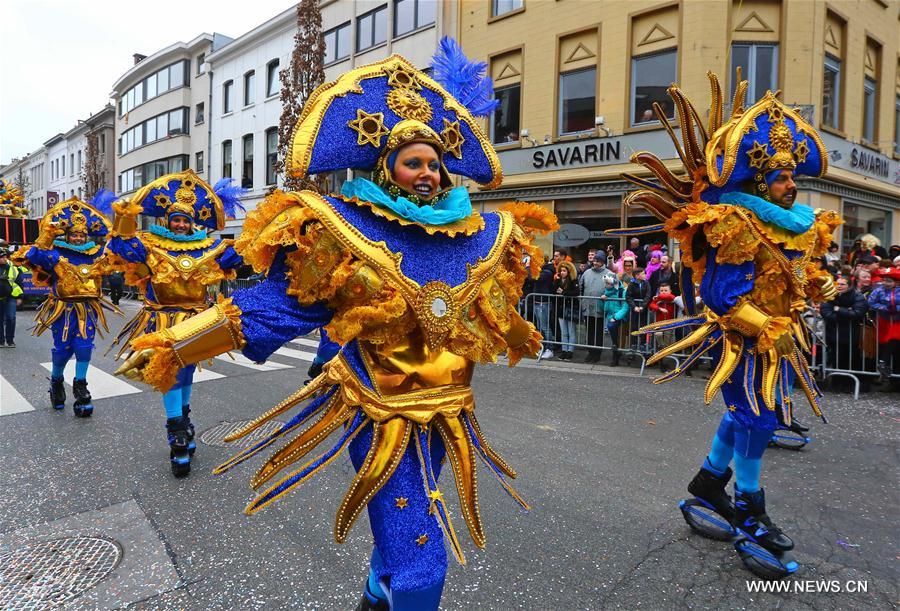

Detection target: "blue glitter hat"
[285, 40, 502, 190]
[127, 169, 245, 231]
[44, 196, 112, 239]
[706, 91, 827, 198]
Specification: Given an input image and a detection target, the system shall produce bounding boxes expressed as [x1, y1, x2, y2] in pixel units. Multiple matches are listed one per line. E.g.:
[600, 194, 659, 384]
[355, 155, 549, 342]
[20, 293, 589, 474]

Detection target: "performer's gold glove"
[112, 200, 143, 238]
[34, 220, 65, 249]
[814, 275, 837, 301]
[115, 349, 155, 381]
[726, 301, 794, 355]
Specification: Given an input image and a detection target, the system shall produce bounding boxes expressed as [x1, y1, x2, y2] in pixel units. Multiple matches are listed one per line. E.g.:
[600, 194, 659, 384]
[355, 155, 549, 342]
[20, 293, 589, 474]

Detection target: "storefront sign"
[498, 132, 679, 175]
[820, 133, 900, 186]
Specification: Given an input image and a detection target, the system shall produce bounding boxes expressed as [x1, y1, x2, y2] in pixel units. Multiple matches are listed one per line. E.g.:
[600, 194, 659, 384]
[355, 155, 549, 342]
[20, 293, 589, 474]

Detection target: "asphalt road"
[0, 303, 897, 610]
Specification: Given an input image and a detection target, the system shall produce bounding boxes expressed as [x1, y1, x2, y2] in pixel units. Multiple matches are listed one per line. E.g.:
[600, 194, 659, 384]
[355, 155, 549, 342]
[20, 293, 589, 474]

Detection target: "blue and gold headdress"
[0, 179, 27, 218]
[44, 191, 114, 239]
[285, 37, 502, 190]
[128, 169, 245, 231]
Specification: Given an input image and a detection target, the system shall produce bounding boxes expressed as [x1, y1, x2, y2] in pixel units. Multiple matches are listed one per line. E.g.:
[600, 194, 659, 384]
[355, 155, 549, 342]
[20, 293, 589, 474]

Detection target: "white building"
[206, 0, 457, 235]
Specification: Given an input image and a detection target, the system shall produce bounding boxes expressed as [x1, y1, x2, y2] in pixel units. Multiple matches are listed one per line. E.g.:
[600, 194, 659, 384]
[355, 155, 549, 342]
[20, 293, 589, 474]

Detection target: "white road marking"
[41, 362, 142, 398]
[290, 337, 320, 349]
[214, 352, 292, 371]
[0, 374, 35, 415]
[274, 347, 315, 362]
[191, 367, 226, 383]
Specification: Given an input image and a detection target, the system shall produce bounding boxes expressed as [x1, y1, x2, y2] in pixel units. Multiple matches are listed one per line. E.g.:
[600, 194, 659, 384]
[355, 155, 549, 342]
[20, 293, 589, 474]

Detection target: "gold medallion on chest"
[416, 281, 457, 349]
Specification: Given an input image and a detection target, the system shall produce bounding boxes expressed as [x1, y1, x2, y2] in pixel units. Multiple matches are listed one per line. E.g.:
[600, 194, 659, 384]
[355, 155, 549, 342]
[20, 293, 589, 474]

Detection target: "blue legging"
[163, 365, 195, 419]
[50, 310, 95, 380]
[704, 411, 771, 492]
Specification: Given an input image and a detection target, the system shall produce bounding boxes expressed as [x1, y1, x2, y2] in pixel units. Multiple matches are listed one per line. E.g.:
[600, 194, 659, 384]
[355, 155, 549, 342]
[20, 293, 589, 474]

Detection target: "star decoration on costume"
[154, 194, 171, 209]
[348, 109, 390, 148]
[383, 63, 422, 90]
[395, 497, 408, 509]
[441, 118, 465, 159]
[198, 207, 212, 221]
[416, 534, 428, 546]
[746, 141, 771, 169]
[90, 220, 103, 233]
[793, 139, 810, 164]
[766, 104, 785, 123]
[745, 273, 754, 281]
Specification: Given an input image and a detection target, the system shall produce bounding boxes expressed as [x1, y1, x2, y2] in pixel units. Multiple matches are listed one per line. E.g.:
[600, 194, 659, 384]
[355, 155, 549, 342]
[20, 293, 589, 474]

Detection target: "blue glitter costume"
[13, 192, 121, 415]
[613, 73, 842, 573]
[107, 171, 244, 475]
[119, 41, 555, 609]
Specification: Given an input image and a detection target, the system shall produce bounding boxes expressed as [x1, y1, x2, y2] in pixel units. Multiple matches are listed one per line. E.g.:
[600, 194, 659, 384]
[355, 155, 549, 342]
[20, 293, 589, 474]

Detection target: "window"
[117, 60, 190, 116]
[196, 53, 205, 75]
[118, 155, 188, 193]
[266, 59, 280, 97]
[76, 150, 82, 172]
[265, 128, 278, 185]
[631, 50, 677, 126]
[492, 0, 523, 17]
[862, 76, 876, 143]
[169, 61, 185, 89]
[195, 102, 205, 124]
[822, 55, 841, 130]
[393, 0, 435, 37]
[223, 80, 233, 113]
[244, 70, 256, 106]
[730, 43, 778, 103]
[222, 141, 233, 178]
[118, 108, 189, 155]
[168, 108, 188, 135]
[558, 67, 596, 135]
[895, 95, 900, 156]
[70, 154, 74, 175]
[99, 134, 106, 154]
[242, 135, 254, 189]
[491, 84, 521, 144]
[195, 151, 204, 173]
[357, 5, 387, 52]
[61, 157, 65, 177]
[324, 22, 351, 64]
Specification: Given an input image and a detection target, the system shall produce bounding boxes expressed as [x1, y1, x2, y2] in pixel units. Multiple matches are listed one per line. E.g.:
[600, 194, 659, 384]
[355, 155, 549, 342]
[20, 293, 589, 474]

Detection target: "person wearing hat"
[615, 72, 843, 577]
[11, 192, 121, 413]
[106, 170, 244, 476]
[115, 39, 554, 610]
[0, 246, 24, 347]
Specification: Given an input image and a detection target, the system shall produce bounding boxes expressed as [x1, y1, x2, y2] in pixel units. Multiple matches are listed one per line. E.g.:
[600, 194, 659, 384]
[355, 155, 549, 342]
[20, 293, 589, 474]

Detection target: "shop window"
[491, 84, 521, 144]
[842, 203, 889, 252]
[558, 67, 595, 135]
[822, 55, 841, 130]
[730, 43, 778, 103]
[631, 50, 676, 126]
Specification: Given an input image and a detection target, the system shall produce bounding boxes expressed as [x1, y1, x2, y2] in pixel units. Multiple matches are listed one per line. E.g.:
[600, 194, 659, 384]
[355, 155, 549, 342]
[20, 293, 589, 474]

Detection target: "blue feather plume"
[214, 178, 247, 219]
[89, 189, 117, 216]
[430, 37, 499, 118]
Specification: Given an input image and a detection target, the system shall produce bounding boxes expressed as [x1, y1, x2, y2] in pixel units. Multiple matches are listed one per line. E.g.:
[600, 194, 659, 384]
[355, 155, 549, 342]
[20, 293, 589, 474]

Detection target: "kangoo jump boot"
[72, 379, 94, 417]
[166, 417, 192, 477]
[49, 376, 66, 410]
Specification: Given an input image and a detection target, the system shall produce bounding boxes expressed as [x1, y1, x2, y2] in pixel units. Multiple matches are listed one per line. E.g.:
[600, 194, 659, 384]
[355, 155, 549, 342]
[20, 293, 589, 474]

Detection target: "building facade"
[110, 33, 232, 200]
[206, 0, 457, 234]
[459, 0, 900, 258]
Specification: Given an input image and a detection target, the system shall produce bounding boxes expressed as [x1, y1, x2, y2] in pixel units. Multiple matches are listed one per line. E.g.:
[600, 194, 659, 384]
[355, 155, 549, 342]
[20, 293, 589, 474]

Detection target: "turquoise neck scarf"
[340, 178, 474, 226]
[149, 224, 208, 242]
[53, 239, 98, 252]
[719, 191, 815, 234]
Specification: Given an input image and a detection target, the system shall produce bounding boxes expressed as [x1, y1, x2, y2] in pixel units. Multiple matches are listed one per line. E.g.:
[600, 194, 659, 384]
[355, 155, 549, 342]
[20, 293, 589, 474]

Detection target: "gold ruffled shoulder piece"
[335, 194, 485, 237]
[812, 209, 843, 257]
[498, 202, 559, 234]
[235, 190, 320, 273]
[140, 231, 216, 252]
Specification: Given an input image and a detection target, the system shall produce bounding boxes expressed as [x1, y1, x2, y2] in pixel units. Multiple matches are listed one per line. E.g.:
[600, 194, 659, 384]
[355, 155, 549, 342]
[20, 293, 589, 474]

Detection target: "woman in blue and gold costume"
[615, 73, 841, 578]
[116, 39, 554, 609]
[13, 191, 121, 416]
[106, 171, 244, 477]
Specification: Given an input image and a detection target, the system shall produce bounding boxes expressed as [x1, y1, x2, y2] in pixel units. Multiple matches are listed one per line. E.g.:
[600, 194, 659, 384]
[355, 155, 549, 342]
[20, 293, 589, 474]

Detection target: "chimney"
[133, 53, 147, 65]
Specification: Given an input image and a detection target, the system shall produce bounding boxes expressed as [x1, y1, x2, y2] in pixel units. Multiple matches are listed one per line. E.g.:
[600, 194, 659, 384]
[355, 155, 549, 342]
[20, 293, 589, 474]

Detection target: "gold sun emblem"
[175, 185, 197, 206]
[440, 118, 465, 159]
[383, 63, 422, 90]
[386, 88, 433, 122]
[348, 109, 390, 148]
[793, 139, 810, 164]
[198, 207, 212, 221]
[745, 141, 771, 170]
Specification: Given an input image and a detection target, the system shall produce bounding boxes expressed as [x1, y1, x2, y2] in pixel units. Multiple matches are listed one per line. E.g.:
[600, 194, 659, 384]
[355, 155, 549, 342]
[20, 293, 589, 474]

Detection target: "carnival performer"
[613, 73, 841, 578]
[12, 192, 122, 415]
[106, 171, 244, 476]
[116, 39, 554, 609]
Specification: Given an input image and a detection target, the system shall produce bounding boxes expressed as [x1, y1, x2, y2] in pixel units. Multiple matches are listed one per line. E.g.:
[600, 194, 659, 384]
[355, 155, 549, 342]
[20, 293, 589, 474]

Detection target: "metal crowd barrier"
[519, 292, 897, 394]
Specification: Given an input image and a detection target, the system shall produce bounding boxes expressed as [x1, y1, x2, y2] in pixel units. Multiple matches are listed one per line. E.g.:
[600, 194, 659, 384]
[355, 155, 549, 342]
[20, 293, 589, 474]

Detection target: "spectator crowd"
[521, 234, 900, 391]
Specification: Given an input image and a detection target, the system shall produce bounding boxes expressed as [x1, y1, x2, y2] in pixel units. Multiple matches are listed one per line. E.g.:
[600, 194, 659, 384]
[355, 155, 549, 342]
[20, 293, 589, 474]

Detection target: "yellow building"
[459, 0, 900, 260]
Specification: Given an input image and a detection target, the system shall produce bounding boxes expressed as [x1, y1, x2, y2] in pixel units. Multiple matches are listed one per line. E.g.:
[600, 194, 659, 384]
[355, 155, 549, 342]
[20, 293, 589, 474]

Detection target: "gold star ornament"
[416, 534, 428, 546]
[383, 63, 422, 90]
[745, 141, 770, 170]
[348, 109, 390, 148]
[395, 497, 408, 509]
[198, 207, 212, 221]
[440, 118, 465, 159]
